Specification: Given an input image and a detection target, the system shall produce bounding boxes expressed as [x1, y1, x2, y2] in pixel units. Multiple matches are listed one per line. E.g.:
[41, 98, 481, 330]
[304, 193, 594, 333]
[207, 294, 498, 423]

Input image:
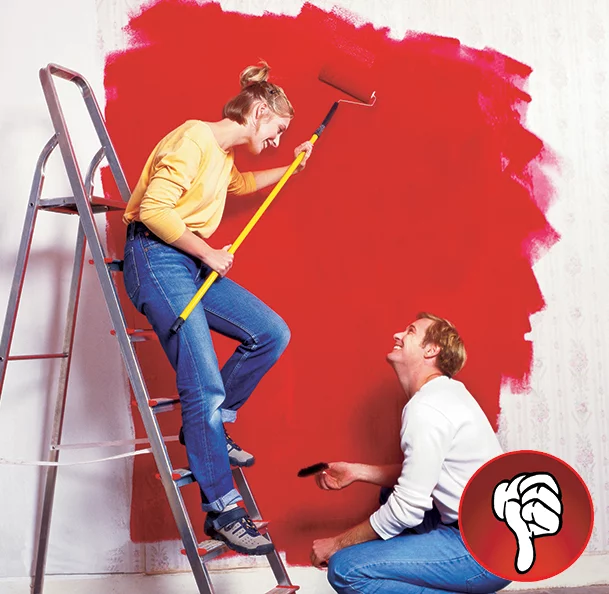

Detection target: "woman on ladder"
[122, 61, 313, 555]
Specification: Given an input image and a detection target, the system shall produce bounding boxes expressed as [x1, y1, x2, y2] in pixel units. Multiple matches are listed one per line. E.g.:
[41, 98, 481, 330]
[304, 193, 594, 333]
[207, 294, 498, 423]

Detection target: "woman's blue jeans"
[328, 506, 511, 593]
[123, 222, 290, 512]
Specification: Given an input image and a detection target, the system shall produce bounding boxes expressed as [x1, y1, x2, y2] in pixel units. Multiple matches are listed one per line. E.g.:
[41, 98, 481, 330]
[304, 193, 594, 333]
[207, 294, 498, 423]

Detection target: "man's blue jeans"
[123, 222, 290, 512]
[328, 507, 511, 593]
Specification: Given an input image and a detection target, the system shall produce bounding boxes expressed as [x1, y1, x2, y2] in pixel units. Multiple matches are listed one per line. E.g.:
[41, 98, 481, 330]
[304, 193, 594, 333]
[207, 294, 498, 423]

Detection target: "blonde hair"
[417, 312, 467, 377]
[223, 61, 294, 125]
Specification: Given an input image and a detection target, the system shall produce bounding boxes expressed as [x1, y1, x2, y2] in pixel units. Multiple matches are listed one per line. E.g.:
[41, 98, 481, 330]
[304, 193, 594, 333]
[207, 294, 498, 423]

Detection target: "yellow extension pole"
[169, 132, 321, 333]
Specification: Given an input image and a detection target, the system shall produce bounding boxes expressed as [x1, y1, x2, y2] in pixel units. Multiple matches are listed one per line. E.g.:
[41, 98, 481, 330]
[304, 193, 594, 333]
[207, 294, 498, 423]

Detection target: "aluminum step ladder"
[0, 63, 298, 594]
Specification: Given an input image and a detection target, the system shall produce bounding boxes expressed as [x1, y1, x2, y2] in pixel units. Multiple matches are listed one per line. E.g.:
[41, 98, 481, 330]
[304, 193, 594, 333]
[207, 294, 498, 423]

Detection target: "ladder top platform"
[39, 196, 125, 214]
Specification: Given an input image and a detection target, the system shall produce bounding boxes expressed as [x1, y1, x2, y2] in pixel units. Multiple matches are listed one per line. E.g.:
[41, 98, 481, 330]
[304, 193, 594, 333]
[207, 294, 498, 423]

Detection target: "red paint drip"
[103, 1, 558, 562]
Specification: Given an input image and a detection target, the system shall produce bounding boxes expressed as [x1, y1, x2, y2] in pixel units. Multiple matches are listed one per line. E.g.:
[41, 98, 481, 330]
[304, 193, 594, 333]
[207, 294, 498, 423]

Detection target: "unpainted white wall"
[0, 0, 138, 578]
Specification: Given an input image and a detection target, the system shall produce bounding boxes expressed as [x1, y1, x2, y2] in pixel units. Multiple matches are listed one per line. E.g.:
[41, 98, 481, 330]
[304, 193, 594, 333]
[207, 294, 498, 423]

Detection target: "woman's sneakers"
[224, 428, 255, 467]
[178, 426, 255, 467]
[204, 506, 274, 555]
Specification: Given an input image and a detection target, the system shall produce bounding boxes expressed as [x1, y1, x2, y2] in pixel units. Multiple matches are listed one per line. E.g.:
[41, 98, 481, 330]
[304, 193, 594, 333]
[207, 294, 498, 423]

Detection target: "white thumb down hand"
[492, 472, 563, 573]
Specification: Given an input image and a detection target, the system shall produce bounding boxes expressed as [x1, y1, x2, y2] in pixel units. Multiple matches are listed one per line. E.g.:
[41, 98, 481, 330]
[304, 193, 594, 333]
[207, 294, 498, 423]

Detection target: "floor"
[0, 571, 608, 594]
[516, 590, 609, 594]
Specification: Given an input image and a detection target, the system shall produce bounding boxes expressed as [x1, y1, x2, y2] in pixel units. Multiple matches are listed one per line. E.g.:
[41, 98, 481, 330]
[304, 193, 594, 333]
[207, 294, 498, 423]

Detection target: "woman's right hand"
[315, 462, 359, 491]
[202, 244, 234, 277]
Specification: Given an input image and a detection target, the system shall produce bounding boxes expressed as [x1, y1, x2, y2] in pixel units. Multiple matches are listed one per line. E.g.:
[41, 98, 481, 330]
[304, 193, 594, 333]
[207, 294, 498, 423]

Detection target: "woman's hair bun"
[239, 61, 270, 89]
[223, 60, 293, 124]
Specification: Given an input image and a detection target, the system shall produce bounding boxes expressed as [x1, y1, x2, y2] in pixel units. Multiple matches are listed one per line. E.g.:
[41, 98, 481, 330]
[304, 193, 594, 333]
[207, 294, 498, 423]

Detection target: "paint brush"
[297, 462, 329, 477]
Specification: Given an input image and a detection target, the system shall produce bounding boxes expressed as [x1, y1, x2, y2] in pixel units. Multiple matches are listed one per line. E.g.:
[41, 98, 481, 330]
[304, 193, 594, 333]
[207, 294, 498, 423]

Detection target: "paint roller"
[170, 56, 376, 333]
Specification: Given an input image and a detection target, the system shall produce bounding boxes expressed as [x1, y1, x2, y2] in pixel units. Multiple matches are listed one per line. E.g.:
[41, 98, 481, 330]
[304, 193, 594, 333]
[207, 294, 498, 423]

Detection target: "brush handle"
[170, 134, 320, 333]
[314, 102, 339, 136]
[171, 101, 343, 333]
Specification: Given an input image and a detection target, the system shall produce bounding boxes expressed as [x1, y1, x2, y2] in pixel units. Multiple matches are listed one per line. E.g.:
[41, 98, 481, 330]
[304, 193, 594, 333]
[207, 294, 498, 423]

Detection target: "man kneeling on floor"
[310, 312, 511, 594]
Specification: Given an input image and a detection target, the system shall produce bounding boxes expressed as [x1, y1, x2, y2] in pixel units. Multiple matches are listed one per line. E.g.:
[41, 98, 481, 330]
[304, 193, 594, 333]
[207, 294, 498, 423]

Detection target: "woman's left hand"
[294, 141, 314, 172]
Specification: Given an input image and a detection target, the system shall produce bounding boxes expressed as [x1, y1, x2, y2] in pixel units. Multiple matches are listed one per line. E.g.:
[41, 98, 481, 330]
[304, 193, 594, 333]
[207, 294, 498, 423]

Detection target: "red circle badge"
[459, 450, 593, 581]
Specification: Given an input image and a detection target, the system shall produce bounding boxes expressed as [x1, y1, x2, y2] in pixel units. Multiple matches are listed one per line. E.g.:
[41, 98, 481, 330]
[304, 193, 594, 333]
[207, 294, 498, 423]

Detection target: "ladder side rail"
[39, 68, 126, 363]
[233, 467, 263, 520]
[84, 147, 106, 198]
[38, 68, 215, 594]
[31, 223, 87, 594]
[43, 64, 131, 203]
[233, 468, 294, 587]
[0, 135, 59, 397]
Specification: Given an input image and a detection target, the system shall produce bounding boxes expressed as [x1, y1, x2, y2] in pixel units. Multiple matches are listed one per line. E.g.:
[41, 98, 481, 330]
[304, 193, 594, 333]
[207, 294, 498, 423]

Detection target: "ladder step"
[149, 397, 180, 413]
[172, 467, 195, 487]
[180, 521, 270, 559]
[110, 328, 158, 342]
[155, 467, 196, 487]
[89, 258, 124, 271]
[5, 353, 68, 361]
[38, 196, 125, 214]
[265, 587, 300, 593]
[105, 258, 124, 271]
[131, 397, 180, 413]
[189, 538, 229, 561]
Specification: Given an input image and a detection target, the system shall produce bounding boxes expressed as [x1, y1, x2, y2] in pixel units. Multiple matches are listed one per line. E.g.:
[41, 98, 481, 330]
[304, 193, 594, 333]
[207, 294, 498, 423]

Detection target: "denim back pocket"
[122, 245, 140, 302]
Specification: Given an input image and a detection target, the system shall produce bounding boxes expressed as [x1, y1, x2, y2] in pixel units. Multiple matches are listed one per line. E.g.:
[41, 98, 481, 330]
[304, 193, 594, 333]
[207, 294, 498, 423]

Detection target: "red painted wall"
[103, 1, 557, 563]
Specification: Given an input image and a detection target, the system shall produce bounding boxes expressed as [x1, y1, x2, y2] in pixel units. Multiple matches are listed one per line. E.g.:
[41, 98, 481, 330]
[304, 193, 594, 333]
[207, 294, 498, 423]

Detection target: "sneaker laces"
[224, 428, 243, 452]
[226, 516, 260, 537]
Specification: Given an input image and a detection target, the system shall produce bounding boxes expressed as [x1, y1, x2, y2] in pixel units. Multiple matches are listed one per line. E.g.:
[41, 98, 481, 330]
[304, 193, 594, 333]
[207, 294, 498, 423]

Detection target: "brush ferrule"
[314, 102, 339, 136]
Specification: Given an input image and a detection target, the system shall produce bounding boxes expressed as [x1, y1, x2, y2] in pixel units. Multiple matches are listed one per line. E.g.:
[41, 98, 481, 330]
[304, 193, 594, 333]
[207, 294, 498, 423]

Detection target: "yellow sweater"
[123, 120, 257, 243]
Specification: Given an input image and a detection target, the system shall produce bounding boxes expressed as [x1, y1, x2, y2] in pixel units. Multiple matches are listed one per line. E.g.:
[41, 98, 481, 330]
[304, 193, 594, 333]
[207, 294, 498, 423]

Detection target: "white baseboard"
[0, 567, 335, 594]
[504, 553, 609, 590]
[0, 553, 606, 594]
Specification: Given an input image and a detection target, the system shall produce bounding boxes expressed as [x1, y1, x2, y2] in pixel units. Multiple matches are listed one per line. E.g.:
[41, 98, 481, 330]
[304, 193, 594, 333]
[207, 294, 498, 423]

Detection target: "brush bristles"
[297, 462, 330, 477]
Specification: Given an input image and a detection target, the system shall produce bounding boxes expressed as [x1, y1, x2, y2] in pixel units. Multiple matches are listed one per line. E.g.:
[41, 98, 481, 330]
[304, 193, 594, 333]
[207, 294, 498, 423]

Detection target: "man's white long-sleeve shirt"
[369, 375, 503, 540]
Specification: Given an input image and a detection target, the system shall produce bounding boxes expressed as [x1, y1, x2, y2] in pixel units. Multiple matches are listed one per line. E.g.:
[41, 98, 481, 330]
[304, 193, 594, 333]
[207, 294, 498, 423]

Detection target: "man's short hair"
[417, 312, 467, 377]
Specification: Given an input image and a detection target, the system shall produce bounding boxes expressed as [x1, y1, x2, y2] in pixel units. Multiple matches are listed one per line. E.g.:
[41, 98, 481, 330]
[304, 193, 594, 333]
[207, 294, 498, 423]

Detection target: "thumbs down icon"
[492, 472, 563, 574]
